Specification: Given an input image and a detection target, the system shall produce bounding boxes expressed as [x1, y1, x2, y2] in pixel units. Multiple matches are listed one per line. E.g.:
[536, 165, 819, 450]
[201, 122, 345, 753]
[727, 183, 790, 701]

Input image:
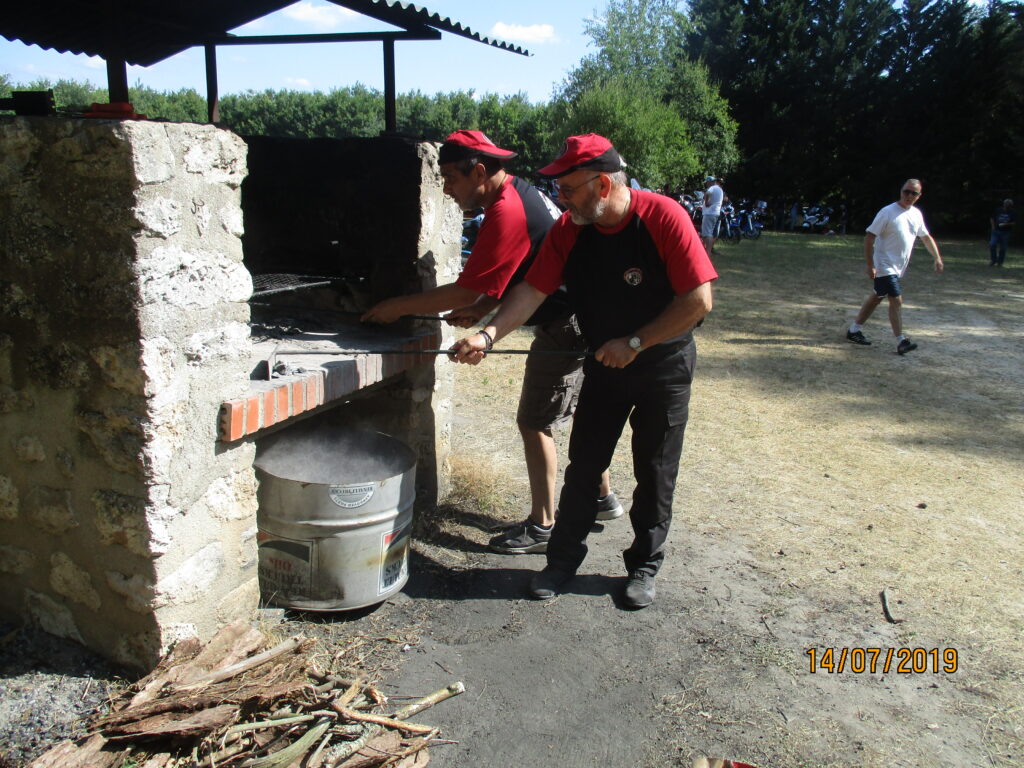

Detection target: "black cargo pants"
[547, 340, 696, 577]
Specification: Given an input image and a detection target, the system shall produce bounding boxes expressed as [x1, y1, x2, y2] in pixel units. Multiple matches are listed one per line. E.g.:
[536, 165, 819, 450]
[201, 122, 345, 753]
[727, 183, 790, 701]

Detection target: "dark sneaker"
[897, 338, 918, 355]
[623, 571, 656, 609]
[529, 567, 575, 599]
[846, 330, 871, 345]
[596, 492, 625, 521]
[489, 520, 551, 554]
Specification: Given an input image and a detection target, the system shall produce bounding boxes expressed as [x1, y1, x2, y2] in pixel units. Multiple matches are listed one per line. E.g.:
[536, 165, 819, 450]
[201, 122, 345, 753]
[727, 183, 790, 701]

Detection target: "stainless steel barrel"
[254, 421, 416, 611]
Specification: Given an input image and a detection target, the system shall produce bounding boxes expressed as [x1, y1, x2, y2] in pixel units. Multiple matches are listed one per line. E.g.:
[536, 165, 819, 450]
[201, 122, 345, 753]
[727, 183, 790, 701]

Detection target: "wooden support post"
[383, 38, 396, 132]
[105, 56, 130, 103]
[205, 44, 220, 123]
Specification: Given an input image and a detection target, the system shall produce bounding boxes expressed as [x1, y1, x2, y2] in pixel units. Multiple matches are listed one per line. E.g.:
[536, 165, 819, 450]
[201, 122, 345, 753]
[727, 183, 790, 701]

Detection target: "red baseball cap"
[439, 130, 517, 164]
[536, 133, 627, 179]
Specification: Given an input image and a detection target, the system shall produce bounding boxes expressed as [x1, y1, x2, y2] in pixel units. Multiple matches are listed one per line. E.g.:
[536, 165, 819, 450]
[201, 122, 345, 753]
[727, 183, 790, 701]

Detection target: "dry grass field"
[429, 230, 1023, 767]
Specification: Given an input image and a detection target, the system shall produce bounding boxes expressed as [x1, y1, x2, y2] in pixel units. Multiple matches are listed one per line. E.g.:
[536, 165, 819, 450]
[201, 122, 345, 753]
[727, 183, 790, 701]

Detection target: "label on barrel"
[379, 522, 410, 595]
[329, 483, 375, 508]
[257, 531, 312, 599]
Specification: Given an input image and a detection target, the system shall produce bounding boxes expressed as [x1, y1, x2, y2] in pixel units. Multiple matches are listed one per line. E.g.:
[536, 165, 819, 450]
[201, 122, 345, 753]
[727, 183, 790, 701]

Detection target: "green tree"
[557, 78, 699, 187]
[555, 0, 736, 188]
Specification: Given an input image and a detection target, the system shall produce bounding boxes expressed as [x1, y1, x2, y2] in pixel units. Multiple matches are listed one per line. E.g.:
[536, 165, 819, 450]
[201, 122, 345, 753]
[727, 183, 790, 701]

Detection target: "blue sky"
[0, 1, 600, 103]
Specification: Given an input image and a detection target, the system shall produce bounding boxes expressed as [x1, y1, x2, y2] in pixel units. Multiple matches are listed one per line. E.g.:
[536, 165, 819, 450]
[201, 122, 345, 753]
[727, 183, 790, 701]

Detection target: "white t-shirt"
[703, 184, 723, 217]
[866, 202, 928, 277]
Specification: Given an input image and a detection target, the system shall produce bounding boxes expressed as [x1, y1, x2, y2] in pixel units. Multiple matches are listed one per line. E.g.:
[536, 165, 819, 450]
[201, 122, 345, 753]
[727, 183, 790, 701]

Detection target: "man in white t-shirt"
[846, 179, 943, 355]
[701, 176, 724, 253]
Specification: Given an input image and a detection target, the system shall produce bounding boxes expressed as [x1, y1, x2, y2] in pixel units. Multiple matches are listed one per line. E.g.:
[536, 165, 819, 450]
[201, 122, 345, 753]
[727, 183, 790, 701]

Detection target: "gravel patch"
[0, 622, 127, 768]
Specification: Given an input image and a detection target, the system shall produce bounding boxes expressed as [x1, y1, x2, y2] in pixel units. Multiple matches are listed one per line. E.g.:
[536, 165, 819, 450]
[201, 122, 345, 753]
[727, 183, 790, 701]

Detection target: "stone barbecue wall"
[0, 118, 458, 670]
[0, 117, 256, 669]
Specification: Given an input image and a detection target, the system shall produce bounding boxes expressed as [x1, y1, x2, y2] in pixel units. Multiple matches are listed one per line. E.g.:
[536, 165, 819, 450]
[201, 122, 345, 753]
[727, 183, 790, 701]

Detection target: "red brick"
[219, 400, 245, 442]
[262, 389, 277, 427]
[305, 375, 318, 409]
[291, 380, 305, 414]
[276, 385, 289, 421]
[245, 395, 260, 436]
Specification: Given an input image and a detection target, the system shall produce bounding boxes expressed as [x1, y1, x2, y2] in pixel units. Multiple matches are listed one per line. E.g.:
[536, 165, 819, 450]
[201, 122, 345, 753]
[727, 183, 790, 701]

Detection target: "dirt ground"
[4, 233, 1021, 768]
[370, 233, 1022, 768]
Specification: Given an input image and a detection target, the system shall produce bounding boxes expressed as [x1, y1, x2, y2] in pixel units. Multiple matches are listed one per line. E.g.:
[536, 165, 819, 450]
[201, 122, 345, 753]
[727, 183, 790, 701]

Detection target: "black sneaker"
[897, 338, 918, 355]
[489, 520, 551, 554]
[623, 571, 656, 609]
[846, 330, 871, 345]
[596, 492, 625, 521]
[529, 567, 575, 599]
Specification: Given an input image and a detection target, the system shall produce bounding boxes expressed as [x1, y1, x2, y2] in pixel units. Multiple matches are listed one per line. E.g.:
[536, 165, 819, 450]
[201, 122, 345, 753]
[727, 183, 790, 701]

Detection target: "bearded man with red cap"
[363, 130, 621, 554]
[452, 134, 717, 608]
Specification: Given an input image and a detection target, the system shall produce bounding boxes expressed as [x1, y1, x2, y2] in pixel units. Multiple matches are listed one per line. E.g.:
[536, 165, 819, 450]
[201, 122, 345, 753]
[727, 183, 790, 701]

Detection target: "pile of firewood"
[30, 621, 462, 768]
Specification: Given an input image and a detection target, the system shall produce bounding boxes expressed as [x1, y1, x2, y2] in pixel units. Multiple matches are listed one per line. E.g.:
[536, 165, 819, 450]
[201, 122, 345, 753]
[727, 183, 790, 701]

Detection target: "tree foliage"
[685, 0, 1024, 229]
[3, 0, 1021, 229]
[554, 0, 738, 190]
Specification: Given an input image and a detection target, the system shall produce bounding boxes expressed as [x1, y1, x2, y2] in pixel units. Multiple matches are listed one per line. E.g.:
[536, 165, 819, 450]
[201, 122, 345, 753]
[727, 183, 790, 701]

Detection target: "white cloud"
[284, 77, 313, 88]
[283, 1, 358, 30]
[83, 56, 105, 70]
[491, 22, 558, 45]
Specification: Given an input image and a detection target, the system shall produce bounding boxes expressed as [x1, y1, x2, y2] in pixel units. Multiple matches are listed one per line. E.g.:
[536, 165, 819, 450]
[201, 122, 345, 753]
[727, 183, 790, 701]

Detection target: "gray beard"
[569, 197, 607, 226]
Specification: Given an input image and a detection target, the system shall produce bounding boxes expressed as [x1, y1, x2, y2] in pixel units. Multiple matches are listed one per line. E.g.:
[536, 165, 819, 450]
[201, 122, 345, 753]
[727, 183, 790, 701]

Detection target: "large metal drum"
[254, 422, 417, 611]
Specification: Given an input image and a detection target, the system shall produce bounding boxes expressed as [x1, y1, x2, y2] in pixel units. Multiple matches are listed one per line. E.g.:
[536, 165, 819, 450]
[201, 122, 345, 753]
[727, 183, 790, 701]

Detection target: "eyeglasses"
[901, 189, 921, 197]
[555, 174, 603, 198]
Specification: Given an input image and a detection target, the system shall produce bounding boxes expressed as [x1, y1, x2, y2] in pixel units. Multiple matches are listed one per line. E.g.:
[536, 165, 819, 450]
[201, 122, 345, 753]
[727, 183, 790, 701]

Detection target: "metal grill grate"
[251, 273, 335, 298]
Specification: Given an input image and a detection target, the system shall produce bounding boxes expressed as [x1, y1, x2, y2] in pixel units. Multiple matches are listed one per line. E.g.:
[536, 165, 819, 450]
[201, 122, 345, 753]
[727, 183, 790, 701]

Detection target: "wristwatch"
[628, 336, 643, 352]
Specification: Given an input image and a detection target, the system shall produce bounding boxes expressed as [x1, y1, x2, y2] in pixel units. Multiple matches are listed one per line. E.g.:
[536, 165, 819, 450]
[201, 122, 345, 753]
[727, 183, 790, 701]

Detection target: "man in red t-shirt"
[452, 134, 717, 608]
[362, 131, 619, 554]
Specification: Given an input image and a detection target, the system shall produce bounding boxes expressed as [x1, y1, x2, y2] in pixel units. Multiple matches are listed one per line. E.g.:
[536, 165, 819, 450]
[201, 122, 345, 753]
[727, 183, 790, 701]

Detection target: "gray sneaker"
[623, 571, 656, 609]
[489, 519, 551, 554]
[596, 492, 625, 521]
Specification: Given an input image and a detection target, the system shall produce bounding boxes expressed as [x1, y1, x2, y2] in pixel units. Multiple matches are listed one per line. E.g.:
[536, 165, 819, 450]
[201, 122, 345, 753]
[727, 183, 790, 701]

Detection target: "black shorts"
[874, 275, 902, 298]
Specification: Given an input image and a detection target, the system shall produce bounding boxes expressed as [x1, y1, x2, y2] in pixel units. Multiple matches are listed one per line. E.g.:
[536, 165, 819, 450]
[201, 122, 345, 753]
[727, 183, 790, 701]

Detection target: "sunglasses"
[901, 189, 921, 197]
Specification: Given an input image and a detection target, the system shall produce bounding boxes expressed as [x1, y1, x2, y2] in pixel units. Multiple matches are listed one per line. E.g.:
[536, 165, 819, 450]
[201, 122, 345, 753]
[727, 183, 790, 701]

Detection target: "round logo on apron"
[623, 268, 643, 286]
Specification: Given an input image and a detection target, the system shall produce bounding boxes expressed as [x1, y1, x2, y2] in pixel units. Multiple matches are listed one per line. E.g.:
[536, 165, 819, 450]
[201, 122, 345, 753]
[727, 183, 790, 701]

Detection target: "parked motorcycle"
[801, 205, 833, 233]
[735, 201, 764, 239]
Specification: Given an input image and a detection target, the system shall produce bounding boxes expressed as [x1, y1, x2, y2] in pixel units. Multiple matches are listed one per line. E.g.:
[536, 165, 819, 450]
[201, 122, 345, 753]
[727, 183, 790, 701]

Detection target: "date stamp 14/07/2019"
[806, 647, 958, 674]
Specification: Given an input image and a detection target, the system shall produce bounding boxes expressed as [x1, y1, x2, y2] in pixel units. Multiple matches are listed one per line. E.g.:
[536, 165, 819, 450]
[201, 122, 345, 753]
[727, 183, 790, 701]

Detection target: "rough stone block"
[137, 244, 251, 309]
[183, 322, 251, 366]
[93, 489, 151, 557]
[0, 385, 35, 414]
[215, 578, 260, 624]
[24, 589, 83, 643]
[55, 448, 75, 479]
[179, 128, 247, 188]
[112, 629, 161, 670]
[49, 552, 101, 611]
[0, 545, 35, 573]
[106, 571, 157, 614]
[26, 343, 91, 389]
[0, 475, 18, 519]
[90, 344, 145, 393]
[77, 410, 145, 475]
[26, 486, 78, 534]
[13, 435, 45, 463]
[201, 471, 258, 523]
[238, 526, 258, 570]
[154, 542, 224, 607]
[136, 196, 182, 239]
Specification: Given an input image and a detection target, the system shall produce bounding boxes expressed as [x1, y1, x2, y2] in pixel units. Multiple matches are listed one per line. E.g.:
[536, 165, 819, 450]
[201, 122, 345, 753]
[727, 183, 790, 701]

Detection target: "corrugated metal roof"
[0, 0, 529, 67]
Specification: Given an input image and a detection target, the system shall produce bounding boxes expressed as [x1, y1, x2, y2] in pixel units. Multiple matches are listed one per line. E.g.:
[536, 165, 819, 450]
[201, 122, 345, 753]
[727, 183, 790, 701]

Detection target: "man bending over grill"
[362, 130, 620, 554]
[450, 134, 717, 609]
